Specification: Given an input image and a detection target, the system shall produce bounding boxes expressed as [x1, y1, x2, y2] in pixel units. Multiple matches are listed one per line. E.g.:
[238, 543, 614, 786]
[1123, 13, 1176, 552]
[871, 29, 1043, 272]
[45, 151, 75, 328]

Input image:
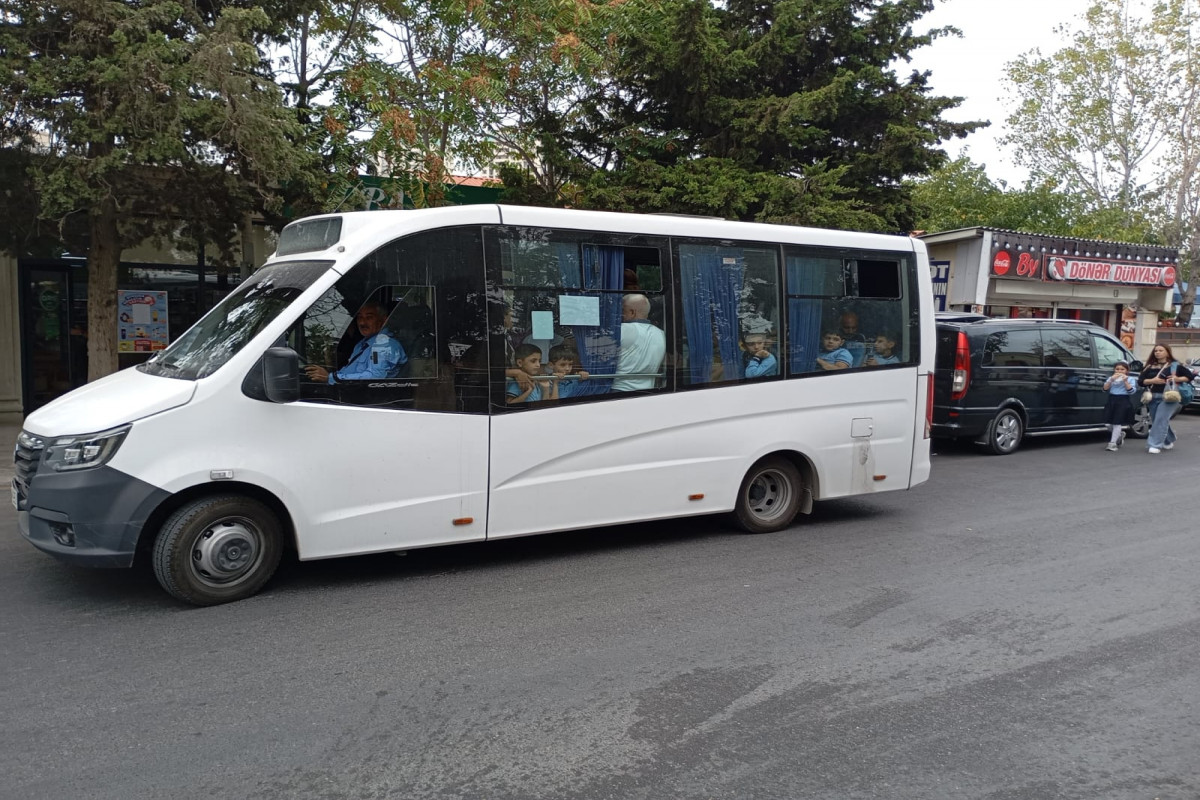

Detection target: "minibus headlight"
[43, 425, 131, 472]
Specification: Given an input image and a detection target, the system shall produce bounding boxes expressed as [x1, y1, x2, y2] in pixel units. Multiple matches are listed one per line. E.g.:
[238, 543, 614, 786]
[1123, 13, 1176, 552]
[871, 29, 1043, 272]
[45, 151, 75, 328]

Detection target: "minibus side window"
[289, 226, 489, 413]
[676, 241, 781, 387]
[486, 227, 670, 410]
[783, 248, 917, 375]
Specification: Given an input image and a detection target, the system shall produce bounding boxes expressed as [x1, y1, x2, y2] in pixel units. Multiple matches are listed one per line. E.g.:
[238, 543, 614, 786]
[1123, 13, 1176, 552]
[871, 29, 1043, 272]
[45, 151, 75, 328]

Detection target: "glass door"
[20, 262, 88, 413]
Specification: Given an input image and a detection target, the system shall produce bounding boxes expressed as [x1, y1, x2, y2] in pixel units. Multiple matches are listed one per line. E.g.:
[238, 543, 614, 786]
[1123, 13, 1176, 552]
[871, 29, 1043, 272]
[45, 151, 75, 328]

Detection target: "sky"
[906, 0, 1095, 186]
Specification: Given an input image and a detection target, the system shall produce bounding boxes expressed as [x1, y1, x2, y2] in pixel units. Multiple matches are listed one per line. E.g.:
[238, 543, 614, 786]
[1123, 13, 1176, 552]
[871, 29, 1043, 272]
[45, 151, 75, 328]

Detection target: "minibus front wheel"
[152, 494, 284, 606]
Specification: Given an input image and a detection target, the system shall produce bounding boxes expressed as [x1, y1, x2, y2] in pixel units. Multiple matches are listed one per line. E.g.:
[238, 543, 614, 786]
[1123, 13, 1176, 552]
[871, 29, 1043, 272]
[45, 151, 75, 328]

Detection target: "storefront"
[15, 258, 245, 414]
[920, 227, 1180, 357]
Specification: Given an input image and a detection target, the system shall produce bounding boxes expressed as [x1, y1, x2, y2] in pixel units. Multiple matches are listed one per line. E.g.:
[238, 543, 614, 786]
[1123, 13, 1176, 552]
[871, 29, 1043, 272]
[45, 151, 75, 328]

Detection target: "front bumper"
[15, 465, 170, 568]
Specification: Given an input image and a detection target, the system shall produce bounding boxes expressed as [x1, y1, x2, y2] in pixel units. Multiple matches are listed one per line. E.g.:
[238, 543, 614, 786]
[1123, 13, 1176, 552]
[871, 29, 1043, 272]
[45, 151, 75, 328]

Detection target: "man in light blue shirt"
[304, 301, 407, 384]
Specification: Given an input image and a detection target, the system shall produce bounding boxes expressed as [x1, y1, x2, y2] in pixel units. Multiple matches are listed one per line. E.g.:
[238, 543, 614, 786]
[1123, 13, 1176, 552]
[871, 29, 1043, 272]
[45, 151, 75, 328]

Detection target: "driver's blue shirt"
[330, 332, 407, 383]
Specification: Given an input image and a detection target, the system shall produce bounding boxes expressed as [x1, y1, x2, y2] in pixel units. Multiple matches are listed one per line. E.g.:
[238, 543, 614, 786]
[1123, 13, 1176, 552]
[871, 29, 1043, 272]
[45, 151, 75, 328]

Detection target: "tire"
[152, 495, 284, 606]
[732, 457, 803, 534]
[984, 408, 1023, 455]
[1128, 404, 1151, 439]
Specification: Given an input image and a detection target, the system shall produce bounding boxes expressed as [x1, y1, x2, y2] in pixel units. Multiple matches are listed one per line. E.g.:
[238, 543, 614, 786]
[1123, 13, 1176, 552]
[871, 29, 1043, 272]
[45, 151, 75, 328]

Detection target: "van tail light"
[950, 331, 971, 401]
[925, 372, 934, 438]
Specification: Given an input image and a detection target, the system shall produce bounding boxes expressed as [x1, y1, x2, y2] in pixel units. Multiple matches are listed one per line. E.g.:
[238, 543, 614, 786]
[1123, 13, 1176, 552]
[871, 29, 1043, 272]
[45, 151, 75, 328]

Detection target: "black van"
[933, 314, 1148, 454]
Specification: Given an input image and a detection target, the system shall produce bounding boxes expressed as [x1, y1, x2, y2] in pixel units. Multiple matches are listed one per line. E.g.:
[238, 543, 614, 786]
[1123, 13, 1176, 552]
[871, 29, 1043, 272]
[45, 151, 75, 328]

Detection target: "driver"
[304, 301, 407, 383]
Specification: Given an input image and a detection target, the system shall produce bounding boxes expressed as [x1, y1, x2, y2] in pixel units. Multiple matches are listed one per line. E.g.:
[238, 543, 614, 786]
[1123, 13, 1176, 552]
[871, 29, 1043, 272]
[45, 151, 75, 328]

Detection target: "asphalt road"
[2, 421, 1198, 800]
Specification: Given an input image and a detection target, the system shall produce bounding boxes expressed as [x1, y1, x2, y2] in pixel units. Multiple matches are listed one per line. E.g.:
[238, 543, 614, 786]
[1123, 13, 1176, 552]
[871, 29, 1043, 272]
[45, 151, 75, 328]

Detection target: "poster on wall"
[930, 260, 950, 312]
[1120, 304, 1138, 350]
[117, 290, 169, 353]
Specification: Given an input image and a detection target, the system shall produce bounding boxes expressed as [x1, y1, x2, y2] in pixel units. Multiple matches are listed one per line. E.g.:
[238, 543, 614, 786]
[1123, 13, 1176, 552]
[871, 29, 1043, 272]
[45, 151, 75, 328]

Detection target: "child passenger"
[506, 343, 556, 403]
[742, 332, 779, 377]
[815, 331, 853, 371]
[546, 343, 590, 398]
[1102, 360, 1137, 451]
[865, 331, 901, 366]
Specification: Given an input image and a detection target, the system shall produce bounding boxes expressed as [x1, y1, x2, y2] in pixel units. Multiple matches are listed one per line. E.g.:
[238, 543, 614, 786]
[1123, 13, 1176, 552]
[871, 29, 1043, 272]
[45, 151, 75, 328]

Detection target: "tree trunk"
[87, 195, 121, 381]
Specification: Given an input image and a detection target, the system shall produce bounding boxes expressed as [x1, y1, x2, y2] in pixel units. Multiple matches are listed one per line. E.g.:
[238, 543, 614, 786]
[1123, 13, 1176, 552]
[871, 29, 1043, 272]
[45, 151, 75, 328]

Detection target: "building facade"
[920, 227, 1184, 360]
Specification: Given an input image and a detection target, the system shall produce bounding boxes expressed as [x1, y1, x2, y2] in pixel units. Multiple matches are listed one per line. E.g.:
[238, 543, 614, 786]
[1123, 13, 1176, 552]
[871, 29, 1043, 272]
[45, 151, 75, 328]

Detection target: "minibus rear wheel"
[733, 457, 803, 534]
[152, 494, 284, 606]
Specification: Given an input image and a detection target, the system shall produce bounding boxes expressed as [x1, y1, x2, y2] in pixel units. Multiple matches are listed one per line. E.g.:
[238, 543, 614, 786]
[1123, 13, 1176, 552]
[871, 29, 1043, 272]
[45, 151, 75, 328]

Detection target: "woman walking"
[1138, 343, 1193, 454]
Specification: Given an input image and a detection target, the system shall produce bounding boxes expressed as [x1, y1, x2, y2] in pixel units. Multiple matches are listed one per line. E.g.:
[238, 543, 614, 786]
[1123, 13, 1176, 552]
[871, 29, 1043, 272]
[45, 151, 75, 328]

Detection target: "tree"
[909, 155, 1158, 240]
[318, 0, 642, 210]
[556, 0, 982, 231]
[1001, 0, 1200, 319]
[0, 0, 313, 378]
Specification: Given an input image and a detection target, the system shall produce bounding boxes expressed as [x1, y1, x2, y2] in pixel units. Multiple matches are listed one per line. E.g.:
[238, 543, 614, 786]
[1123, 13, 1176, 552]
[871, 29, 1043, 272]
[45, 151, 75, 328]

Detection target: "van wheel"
[732, 457, 803, 534]
[152, 495, 283, 606]
[1128, 404, 1151, 439]
[984, 409, 1023, 455]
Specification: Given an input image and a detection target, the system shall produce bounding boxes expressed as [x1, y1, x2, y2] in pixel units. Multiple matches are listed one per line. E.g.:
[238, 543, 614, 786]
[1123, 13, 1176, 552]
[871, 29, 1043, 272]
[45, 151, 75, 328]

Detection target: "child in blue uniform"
[546, 344, 590, 398]
[865, 331, 901, 366]
[815, 331, 853, 371]
[507, 344, 555, 403]
[1102, 360, 1137, 451]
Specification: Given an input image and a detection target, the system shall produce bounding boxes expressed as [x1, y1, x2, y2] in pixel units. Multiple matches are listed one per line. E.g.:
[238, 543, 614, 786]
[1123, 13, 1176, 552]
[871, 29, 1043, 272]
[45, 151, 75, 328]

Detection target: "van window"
[1042, 328, 1093, 368]
[984, 329, 1042, 367]
[1092, 334, 1127, 369]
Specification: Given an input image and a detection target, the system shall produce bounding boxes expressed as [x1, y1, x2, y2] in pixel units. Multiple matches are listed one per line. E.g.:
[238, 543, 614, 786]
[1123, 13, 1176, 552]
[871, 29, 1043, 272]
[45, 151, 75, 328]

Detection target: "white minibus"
[14, 206, 934, 605]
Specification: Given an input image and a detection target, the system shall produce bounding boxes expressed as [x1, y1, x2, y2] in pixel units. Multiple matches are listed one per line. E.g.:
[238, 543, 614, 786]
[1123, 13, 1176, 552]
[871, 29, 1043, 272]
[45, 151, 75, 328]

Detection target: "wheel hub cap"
[192, 518, 260, 584]
[748, 470, 791, 521]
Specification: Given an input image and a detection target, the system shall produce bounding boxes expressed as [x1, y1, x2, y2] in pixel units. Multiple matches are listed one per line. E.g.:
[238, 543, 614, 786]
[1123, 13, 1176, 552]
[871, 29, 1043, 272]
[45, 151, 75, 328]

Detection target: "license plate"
[11, 479, 18, 511]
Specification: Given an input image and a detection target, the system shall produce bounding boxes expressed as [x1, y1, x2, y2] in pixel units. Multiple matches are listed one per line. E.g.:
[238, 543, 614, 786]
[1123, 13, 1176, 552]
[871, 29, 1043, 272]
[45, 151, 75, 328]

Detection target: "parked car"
[1186, 358, 1200, 411]
[933, 314, 1144, 454]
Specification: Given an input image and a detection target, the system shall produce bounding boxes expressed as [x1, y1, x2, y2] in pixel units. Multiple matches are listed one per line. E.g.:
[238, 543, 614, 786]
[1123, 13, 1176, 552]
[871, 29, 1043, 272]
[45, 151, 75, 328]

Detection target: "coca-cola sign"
[1046, 257, 1175, 287]
[992, 250, 1042, 279]
[992, 251, 1011, 275]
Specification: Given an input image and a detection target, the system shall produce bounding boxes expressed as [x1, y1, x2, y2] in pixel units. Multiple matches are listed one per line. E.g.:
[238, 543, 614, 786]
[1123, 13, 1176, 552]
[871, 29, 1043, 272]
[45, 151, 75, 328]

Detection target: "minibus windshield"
[140, 260, 333, 380]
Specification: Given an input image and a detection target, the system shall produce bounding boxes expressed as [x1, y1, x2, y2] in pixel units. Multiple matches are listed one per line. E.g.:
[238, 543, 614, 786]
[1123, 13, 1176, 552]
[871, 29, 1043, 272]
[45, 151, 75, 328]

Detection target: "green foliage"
[0, 0, 314, 259]
[0, 0, 318, 376]
[910, 156, 1159, 241]
[563, 0, 982, 230]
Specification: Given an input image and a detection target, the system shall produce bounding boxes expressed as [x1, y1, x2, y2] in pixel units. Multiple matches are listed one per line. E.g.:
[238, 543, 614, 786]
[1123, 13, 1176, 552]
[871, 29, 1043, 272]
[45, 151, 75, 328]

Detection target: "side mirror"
[1129, 360, 1144, 373]
[262, 347, 300, 404]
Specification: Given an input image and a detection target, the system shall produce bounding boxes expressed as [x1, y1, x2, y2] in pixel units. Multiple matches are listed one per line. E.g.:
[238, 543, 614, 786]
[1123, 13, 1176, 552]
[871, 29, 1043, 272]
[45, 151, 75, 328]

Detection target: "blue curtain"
[679, 245, 744, 384]
[787, 256, 824, 374]
[555, 242, 580, 289]
[566, 245, 624, 395]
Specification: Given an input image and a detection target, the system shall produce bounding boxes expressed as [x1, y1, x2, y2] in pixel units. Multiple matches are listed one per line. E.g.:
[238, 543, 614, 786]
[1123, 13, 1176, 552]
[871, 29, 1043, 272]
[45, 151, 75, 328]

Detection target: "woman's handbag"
[1165, 363, 1194, 404]
[1169, 379, 1194, 404]
[1141, 388, 1153, 405]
